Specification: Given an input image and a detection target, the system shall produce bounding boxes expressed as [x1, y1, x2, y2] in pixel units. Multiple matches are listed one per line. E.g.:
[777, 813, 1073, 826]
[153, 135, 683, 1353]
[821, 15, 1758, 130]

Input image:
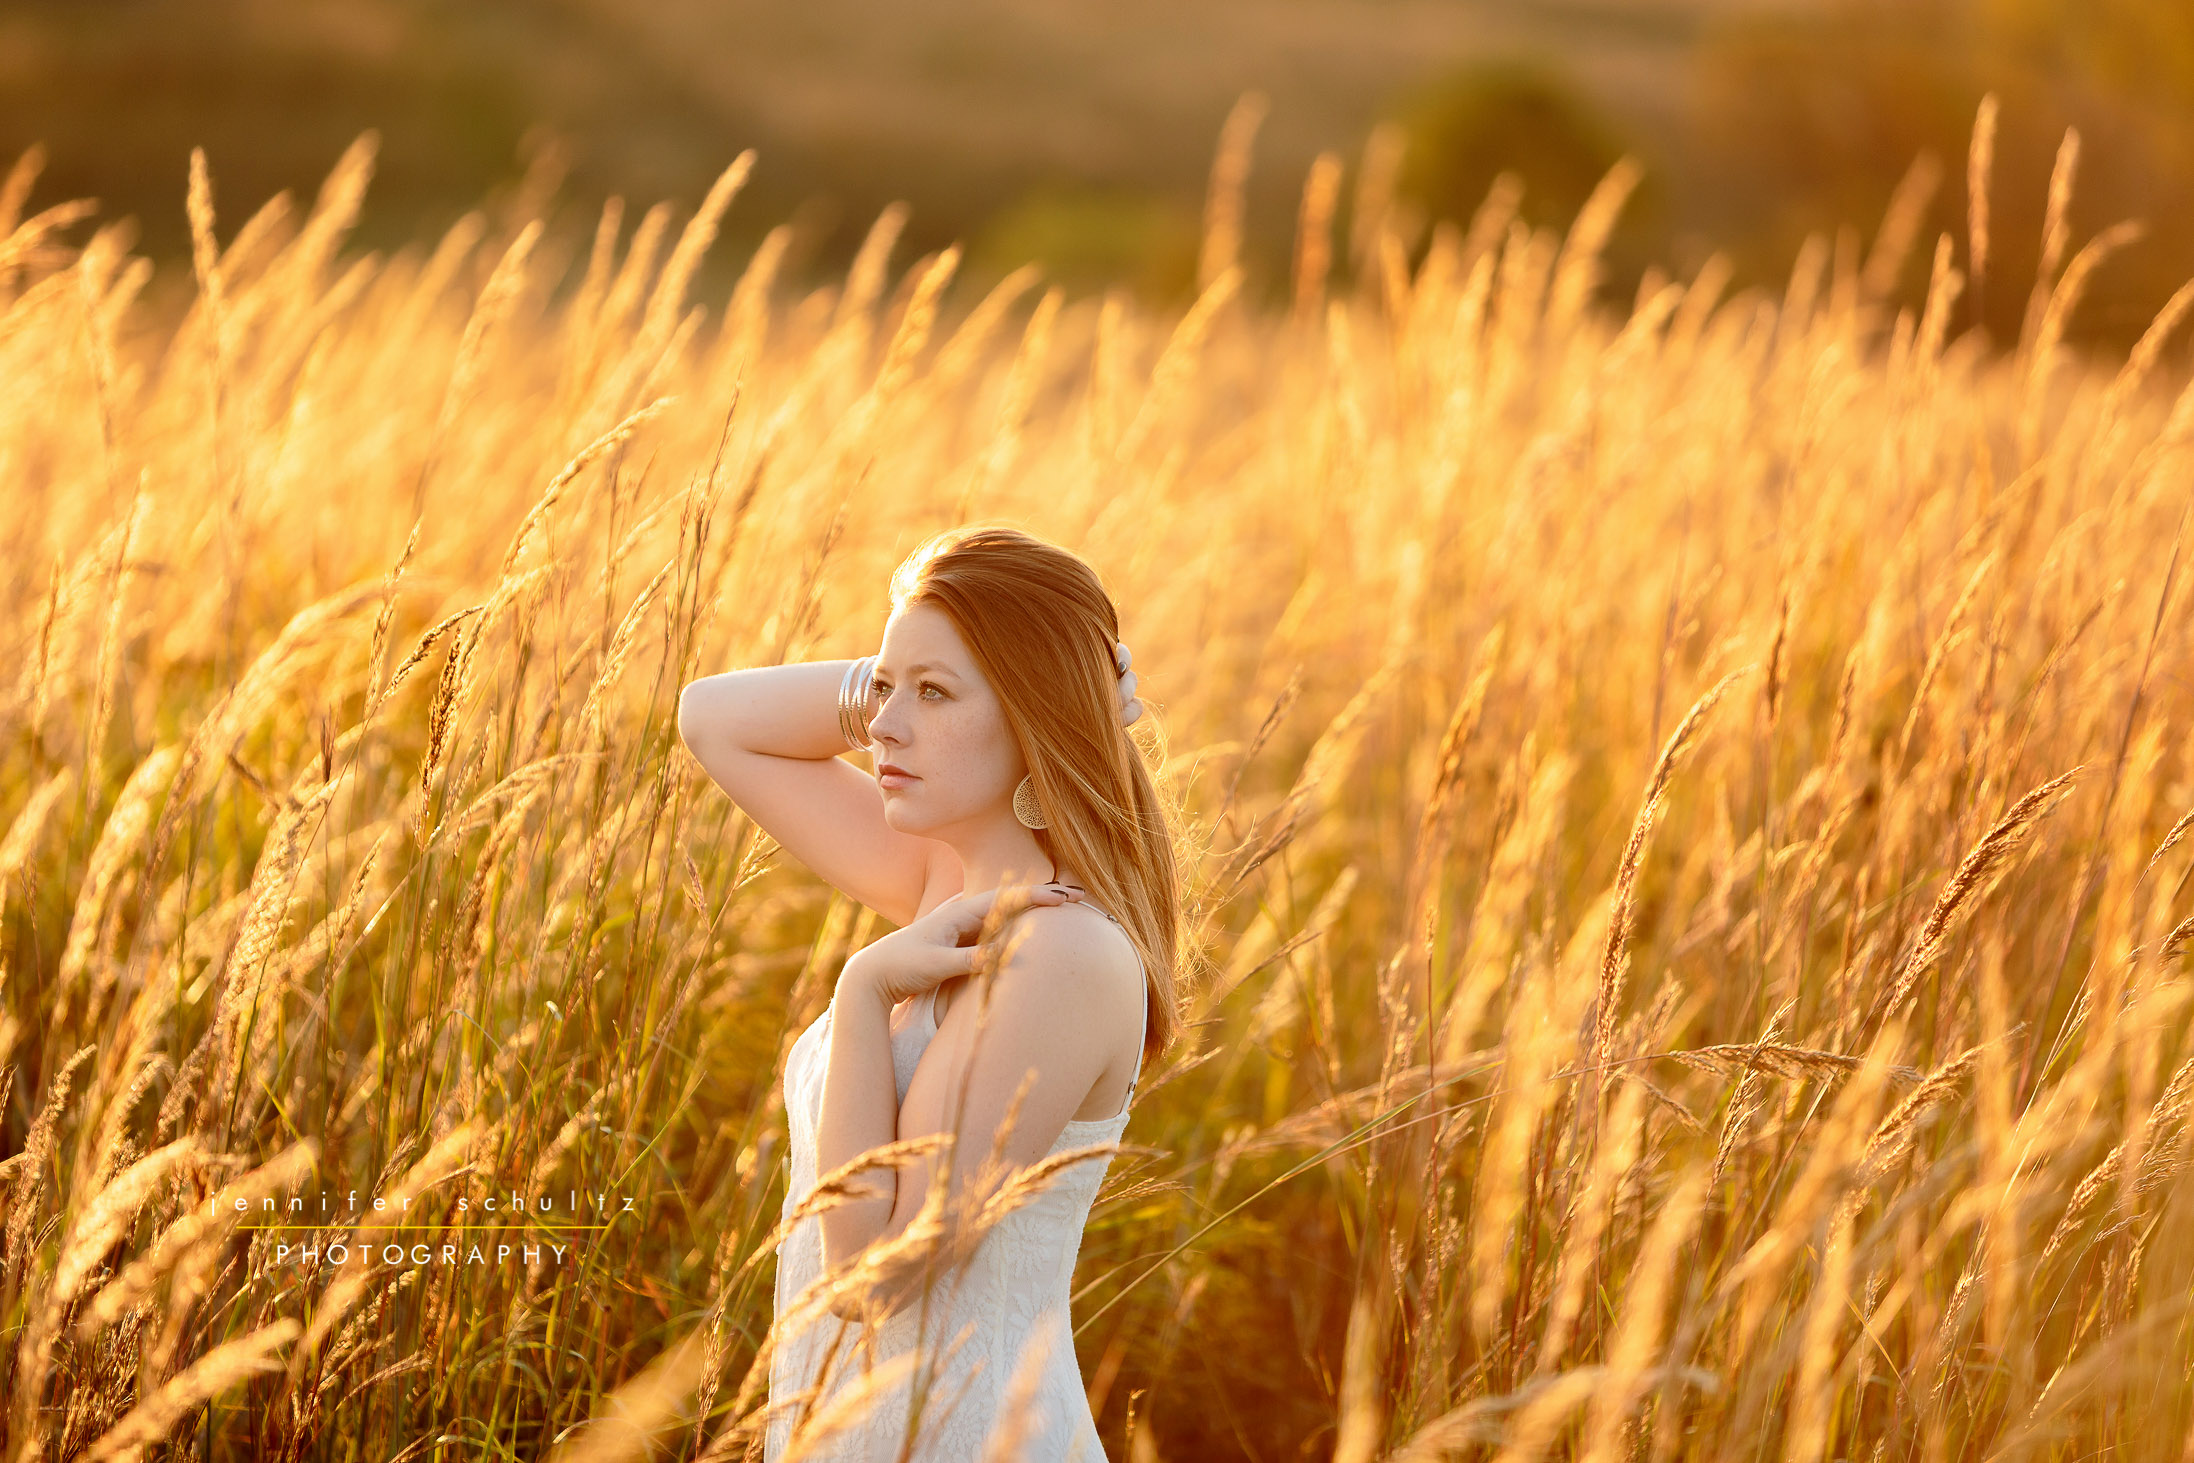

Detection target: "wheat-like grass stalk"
[542, 1328, 711, 1463]
[9, 1133, 203, 1463]
[493, 396, 676, 584]
[1469, 935, 1597, 1352]
[203, 778, 341, 1130]
[0, 766, 75, 932]
[862, 243, 960, 425]
[838, 200, 911, 333]
[1720, 1022, 1911, 1364]
[48, 1136, 200, 1310]
[1861, 152, 1942, 301]
[596, 200, 673, 349]
[928, 262, 1041, 394]
[1966, 93, 1998, 317]
[2019, 219, 2145, 454]
[2039, 130, 2079, 290]
[79, 1318, 302, 1463]
[1866, 765, 2084, 1035]
[1332, 1269, 1395, 1463]
[968, 284, 1061, 504]
[1593, 665, 1754, 1069]
[1890, 548, 1997, 774]
[2036, 1049, 2194, 1263]
[1576, 1168, 1709, 1463]
[1670, 1042, 1924, 1087]
[1851, 1042, 1985, 1192]
[1118, 263, 1241, 463]
[2095, 276, 2194, 449]
[1535, 1082, 1649, 1373]
[3, 1043, 97, 1294]
[1294, 150, 1345, 328]
[286, 1120, 485, 1381]
[1199, 91, 1267, 293]
[772, 1350, 924, 1463]
[76, 1140, 316, 1342]
[644, 153, 757, 354]
[1547, 157, 1644, 341]
[185, 147, 234, 401]
[0, 141, 44, 232]
[54, 745, 182, 1005]
[1779, 1205, 1856, 1463]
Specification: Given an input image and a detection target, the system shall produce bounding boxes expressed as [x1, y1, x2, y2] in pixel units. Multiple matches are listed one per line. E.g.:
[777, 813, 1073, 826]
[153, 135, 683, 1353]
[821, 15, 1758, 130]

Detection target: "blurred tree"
[968, 185, 1201, 304]
[1386, 60, 1667, 302]
[1392, 60, 1631, 236]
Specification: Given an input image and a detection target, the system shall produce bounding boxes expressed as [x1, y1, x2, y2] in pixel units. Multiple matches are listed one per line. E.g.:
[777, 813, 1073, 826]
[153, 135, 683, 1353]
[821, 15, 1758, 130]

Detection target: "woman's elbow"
[676, 678, 730, 750]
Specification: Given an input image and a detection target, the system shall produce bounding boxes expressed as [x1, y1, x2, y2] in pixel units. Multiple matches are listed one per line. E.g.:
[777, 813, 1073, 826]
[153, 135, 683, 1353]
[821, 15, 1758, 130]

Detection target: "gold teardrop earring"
[1012, 775, 1048, 829]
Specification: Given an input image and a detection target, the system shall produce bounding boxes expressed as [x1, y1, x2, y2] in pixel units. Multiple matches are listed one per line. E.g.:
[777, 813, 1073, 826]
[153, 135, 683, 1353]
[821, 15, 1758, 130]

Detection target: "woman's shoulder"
[1006, 900, 1145, 999]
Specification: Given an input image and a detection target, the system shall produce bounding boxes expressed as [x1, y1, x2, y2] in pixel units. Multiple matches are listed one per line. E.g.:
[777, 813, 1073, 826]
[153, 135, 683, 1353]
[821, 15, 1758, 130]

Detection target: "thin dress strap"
[1088, 905, 1148, 1109]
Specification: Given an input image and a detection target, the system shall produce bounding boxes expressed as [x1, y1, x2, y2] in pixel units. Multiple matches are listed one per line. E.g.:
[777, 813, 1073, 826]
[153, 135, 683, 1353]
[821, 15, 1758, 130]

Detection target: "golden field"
[2, 103, 2192, 1460]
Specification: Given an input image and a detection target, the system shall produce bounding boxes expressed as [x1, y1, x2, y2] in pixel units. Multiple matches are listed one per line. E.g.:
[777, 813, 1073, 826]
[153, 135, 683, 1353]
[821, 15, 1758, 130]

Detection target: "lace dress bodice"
[766, 903, 1148, 1461]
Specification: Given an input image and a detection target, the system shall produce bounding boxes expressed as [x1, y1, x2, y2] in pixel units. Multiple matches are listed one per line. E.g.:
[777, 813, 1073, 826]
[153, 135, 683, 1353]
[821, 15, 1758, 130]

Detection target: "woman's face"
[865, 602, 1025, 837]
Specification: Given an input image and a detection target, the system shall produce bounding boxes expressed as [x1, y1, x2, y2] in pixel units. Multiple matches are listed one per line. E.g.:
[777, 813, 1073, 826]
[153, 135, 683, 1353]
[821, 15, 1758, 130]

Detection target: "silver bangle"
[838, 654, 877, 749]
[836, 658, 860, 747]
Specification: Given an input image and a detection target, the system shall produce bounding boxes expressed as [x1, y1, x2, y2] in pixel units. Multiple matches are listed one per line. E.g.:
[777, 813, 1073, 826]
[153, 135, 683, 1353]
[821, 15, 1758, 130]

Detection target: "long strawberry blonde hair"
[886, 522, 1188, 1067]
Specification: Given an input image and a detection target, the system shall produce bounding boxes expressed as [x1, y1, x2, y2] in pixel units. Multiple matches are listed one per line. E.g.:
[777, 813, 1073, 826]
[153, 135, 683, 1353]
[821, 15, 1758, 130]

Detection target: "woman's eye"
[871, 679, 945, 700]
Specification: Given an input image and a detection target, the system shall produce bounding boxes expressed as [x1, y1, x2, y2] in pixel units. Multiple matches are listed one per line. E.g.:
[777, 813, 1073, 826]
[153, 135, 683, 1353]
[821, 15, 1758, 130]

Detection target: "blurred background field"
[9, 0, 2194, 344]
[4, 0, 2194, 1458]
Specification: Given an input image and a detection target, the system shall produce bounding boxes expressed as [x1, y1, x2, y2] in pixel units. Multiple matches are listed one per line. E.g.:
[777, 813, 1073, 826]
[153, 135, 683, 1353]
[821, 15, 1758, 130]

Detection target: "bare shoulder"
[1000, 902, 1145, 1011]
[932, 895, 1142, 1029]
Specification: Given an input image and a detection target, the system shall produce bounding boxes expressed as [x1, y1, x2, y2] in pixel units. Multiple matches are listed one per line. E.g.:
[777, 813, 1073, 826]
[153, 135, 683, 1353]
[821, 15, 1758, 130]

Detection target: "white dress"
[766, 903, 1149, 1461]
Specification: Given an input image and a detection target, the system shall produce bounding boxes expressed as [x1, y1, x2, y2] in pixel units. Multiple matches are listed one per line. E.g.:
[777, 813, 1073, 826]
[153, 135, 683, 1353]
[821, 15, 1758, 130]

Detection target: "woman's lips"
[878, 767, 919, 790]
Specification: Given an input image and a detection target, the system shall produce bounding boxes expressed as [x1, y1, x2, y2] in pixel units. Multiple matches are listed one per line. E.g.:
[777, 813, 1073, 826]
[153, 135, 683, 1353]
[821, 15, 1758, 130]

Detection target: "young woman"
[677, 524, 1185, 1460]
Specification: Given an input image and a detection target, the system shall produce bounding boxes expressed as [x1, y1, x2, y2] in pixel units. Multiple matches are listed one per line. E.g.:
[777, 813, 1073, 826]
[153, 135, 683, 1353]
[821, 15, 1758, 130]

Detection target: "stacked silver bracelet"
[837, 654, 878, 749]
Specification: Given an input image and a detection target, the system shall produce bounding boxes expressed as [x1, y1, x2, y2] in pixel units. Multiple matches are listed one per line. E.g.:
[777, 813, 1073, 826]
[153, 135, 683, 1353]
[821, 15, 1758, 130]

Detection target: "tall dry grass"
[2, 96, 2193, 1459]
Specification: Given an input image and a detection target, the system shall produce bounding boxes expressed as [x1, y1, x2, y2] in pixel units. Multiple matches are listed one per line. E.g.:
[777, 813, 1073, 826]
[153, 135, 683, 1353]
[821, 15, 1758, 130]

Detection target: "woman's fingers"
[943, 883, 1070, 934]
[943, 888, 1003, 932]
[1115, 641, 1132, 675]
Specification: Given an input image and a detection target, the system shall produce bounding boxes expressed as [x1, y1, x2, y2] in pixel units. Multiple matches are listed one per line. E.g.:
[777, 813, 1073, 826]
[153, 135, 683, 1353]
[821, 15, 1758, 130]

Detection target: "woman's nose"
[866, 689, 904, 743]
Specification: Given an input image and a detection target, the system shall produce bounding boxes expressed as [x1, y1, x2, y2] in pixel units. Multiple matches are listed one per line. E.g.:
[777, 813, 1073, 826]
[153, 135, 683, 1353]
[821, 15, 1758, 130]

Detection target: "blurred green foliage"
[1394, 61, 1630, 235]
[968, 186, 1201, 302]
[1388, 60, 1672, 308]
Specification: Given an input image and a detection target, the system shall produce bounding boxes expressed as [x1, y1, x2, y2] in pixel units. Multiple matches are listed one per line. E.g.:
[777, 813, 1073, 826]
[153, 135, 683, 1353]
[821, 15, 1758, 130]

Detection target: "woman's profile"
[676, 523, 1184, 1460]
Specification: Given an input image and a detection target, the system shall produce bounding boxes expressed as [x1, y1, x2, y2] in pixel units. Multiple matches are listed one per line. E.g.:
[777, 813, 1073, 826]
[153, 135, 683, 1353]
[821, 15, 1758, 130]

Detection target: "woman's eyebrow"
[876, 660, 959, 679]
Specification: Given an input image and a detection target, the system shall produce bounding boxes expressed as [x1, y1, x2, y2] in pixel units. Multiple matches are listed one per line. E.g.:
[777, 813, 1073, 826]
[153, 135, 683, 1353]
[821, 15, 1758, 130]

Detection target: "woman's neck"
[949, 833, 1075, 897]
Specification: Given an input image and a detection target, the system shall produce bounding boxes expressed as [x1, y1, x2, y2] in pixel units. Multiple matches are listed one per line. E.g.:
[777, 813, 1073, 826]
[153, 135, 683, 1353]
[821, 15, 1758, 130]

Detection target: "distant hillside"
[0, 0, 1763, 299]
[8, 0, 2193, 350]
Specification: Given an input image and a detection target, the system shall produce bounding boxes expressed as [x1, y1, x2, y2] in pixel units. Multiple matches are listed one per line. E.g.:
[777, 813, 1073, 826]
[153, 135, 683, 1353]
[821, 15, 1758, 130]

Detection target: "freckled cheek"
[926, 709, 1013, 784]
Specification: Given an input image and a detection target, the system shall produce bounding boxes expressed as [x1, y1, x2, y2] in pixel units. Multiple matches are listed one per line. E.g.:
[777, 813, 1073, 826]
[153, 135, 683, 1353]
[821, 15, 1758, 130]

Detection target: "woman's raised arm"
[677, 660, 938, 928]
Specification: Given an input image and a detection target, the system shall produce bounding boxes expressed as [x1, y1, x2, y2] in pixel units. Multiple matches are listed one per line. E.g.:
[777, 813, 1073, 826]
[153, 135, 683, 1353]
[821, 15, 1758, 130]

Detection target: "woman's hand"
[1115, 640, 1143, 727]
[844, 882, 1084, 1007]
